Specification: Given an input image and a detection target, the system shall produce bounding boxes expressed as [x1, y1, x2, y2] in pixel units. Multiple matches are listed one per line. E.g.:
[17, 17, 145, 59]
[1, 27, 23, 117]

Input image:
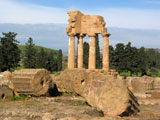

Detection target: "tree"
[0, 32, 21, 71]
[146, 49, 156, 69]
[23, 37, 37, 68]
[83, 42, 89, 68]
[113, 43, 125, 72]
[36, 48, 47, 68]
[138, 47, 147, 75]
[57, 49, 63, 71]
[109, 45, 115, 69]
[95, 35, 101, 69]
[0, 45, 3, 72]
[124, 42, 139, 74]
[46, 51, 58, 72]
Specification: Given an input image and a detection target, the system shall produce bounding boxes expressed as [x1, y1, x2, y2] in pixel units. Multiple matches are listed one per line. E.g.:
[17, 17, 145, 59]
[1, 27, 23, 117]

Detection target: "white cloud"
[86, 8, 160, 30]
[0, 0, 160, 30]
[0, 0, 68, 24]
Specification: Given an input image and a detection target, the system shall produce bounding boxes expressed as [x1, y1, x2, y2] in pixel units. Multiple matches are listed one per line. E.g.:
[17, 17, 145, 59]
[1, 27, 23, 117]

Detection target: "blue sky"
[13, 0, 160, 9]
[0, 0, 160, 51]
[0, 0, 160, 29]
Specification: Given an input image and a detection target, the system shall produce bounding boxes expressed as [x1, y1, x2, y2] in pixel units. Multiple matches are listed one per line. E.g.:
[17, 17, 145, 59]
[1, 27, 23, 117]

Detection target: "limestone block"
[54, 69, 139, 117]
[12, 69, 53, 96]
[0, 71, 18, 100]
[66, 10, 109, 36]
[153, 78, 160, 89]
[126, 76, 154, 93]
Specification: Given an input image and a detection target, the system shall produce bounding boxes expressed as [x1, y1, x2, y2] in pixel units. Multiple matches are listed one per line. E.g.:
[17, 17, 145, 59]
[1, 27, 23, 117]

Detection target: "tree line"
[1, 32, 160, 77]
[83, 35, 160, 77]
[0, 32, 62, 73]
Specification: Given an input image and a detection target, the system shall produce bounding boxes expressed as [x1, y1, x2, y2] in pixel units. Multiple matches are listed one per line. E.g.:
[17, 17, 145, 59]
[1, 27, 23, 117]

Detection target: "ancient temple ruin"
[66, 10, 111, 72]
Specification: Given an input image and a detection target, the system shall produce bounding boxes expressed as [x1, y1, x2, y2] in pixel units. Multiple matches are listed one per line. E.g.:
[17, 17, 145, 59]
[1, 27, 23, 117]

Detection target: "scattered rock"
[126, 76, 154, 93]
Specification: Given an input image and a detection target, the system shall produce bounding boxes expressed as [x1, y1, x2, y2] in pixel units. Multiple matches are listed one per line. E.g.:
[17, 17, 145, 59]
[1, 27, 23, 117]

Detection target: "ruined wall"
[66, 10, 108, 36]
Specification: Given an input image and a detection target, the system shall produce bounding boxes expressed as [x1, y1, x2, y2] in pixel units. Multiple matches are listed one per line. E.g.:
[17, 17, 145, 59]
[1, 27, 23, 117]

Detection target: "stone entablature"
[66, 10, 108, 36]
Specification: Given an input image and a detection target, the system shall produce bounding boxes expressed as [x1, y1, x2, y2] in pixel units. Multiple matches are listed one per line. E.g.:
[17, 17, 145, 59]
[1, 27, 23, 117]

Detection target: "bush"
[146, 69, 152, 76]
[120, 71, 130, 77]
[137, 72, 142, 77]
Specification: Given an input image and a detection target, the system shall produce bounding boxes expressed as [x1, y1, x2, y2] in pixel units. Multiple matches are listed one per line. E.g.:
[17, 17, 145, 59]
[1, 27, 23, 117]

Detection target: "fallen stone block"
[54, 69, 139, 116]
[0, 71, 18, 100]
[126, 76, 154, 93]
[12, 69, 53, 96]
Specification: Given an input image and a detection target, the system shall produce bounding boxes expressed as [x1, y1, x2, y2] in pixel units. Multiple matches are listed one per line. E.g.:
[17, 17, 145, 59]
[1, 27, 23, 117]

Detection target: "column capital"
[88, 33, 96, 37]
[69, 35, 76, 39]
[102, 33, 111, 37]
[77, 34, 85, 38]
[68, 33, 76, 37]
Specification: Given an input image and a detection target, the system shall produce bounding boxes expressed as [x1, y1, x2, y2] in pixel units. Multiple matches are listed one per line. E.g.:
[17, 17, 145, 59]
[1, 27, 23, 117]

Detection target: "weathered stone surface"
[153, 78, 160, 89]
[12, 69, 53, 96]
[68, 36, 75, 69]
[0, 85, 14, 100]
[66, 10, 108, 36]
[54, 69, 89, 95]
[77, 34, 84, 69]
[125, 76, 160, 106]
[54, 69, 139, 116]
[88, 36, 96, 70]
[126, 76, 154, 93]
[0, 71, 18, 100]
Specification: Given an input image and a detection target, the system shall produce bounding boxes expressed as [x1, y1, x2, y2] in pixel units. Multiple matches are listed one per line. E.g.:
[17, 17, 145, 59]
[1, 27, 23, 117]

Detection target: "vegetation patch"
[10, 95, 29, 101]
[71, 100, 89, 106]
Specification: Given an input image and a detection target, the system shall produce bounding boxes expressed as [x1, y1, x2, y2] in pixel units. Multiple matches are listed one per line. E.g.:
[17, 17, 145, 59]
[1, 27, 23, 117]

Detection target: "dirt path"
[0, 96, 160, 120]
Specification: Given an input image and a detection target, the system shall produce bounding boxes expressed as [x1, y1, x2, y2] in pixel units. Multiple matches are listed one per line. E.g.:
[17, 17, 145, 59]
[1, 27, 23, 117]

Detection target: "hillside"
[18, 45, 58, 54]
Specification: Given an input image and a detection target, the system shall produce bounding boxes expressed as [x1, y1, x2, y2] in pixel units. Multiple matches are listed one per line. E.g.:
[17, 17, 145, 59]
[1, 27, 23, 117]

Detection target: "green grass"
[52, 71, 61, 75]
[10, 66, 25, 72]
[71, 100, 89, 106]
[18, 45, 58, 53]
[10, 94, 29, 101]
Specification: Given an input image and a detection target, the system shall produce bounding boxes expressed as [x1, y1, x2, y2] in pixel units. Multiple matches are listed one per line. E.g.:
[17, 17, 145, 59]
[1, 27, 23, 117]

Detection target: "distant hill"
[18, 45, 58, 54]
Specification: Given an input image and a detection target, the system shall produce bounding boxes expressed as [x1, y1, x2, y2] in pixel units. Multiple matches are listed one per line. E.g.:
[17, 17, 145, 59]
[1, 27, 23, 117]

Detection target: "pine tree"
[0, 32, 21, 71]
[36, 48, 47, 68]
[138, 47, 147, 75]
[114, 43, 125, 72]
[83, 42, 89, 68]
[23, 37, 37, 68]
[95, 35, 101, 69]
[57, 49, 63, 71]
[0, 45, 3, 72]
[109, 45, 115, 69]
[146, 49, 156, 69]
[46, 51, 58, 72]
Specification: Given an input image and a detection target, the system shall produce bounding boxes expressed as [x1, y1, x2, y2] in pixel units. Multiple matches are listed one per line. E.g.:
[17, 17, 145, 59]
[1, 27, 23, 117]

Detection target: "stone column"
[78, 35, 84, 68]
[88, 35, 96, 70]
[68, 35, 75, 69]
[102, 34, 110, 72]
